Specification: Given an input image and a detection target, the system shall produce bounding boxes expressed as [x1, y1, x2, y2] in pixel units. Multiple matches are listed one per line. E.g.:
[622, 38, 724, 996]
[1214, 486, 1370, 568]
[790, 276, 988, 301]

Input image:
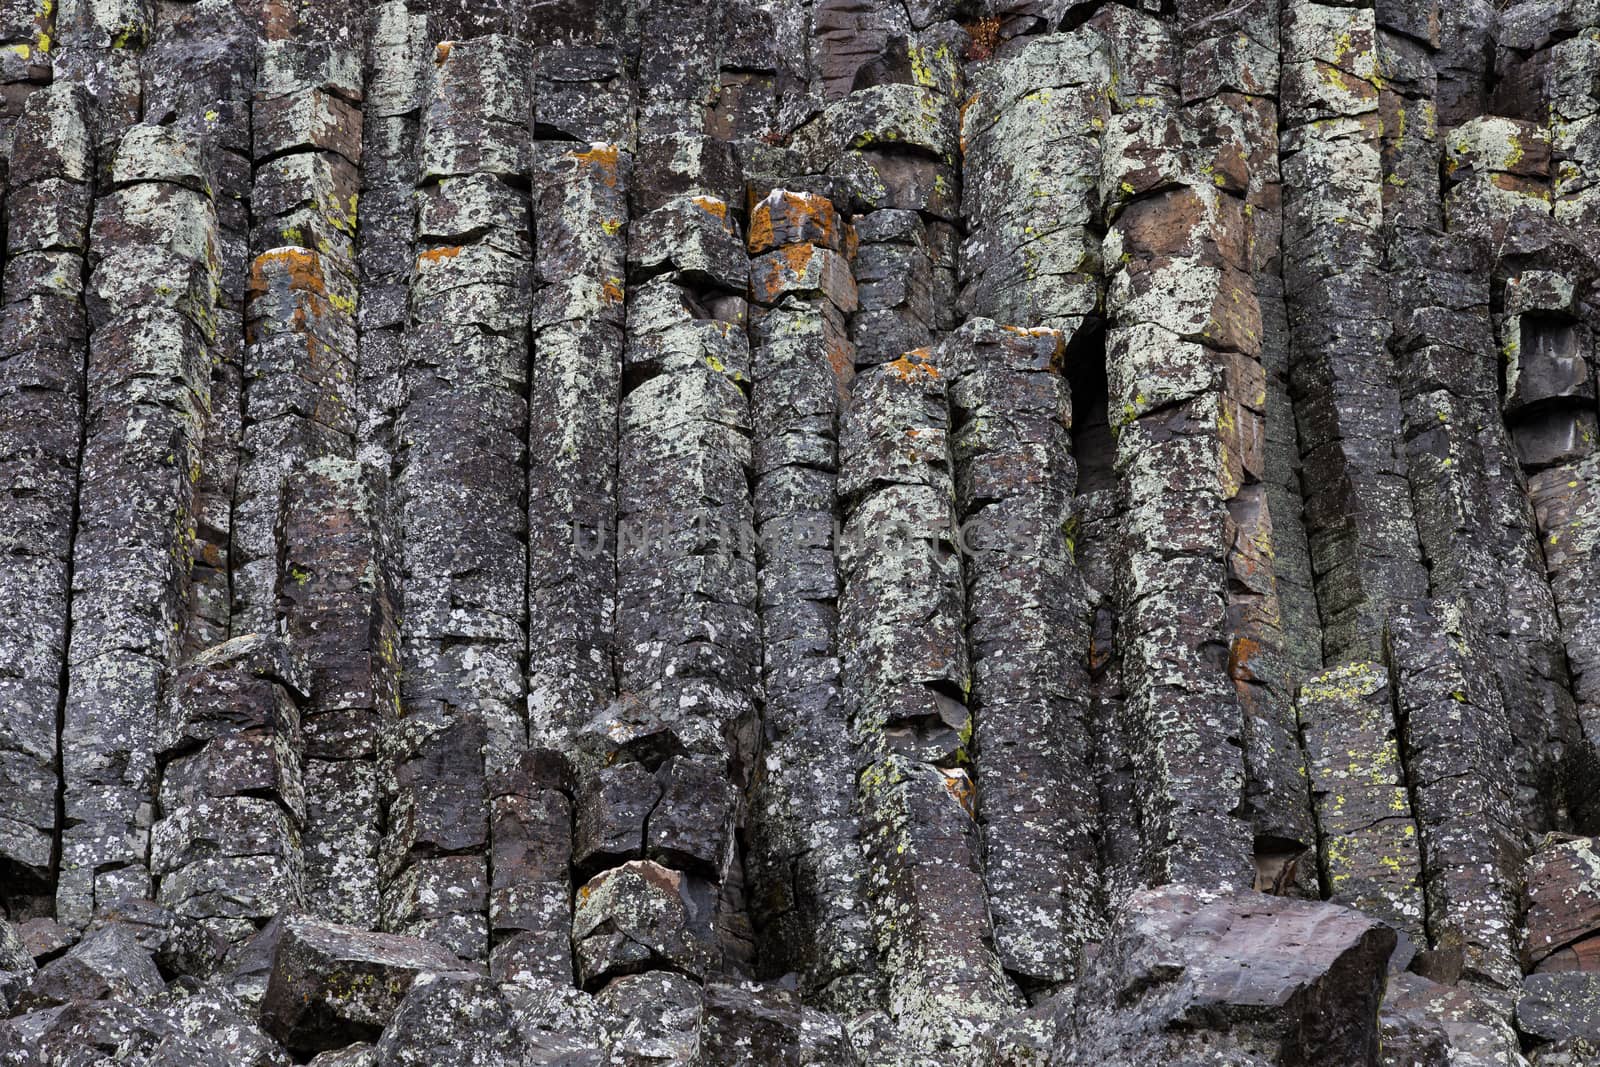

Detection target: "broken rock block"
[258, 915, 464, 1056]
[1526, 835, 1600, 972]
[696, 979, 802, 1066]
[571, 859, 719, 988]
[1056, 885, 1395, 1066]
[12, 924, 164, 1013]
[371, 971, 526, 1067]
[1520, 973, 1600, 1045]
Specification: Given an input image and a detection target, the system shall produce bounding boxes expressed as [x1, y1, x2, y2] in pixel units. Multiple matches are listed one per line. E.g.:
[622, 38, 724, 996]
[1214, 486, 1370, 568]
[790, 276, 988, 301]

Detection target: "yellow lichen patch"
[601, 217, 623, 236]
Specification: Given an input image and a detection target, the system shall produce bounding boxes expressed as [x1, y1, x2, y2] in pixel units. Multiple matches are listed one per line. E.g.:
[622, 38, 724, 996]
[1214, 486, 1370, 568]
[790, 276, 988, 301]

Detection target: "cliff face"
[2, 0, 1600, 1064]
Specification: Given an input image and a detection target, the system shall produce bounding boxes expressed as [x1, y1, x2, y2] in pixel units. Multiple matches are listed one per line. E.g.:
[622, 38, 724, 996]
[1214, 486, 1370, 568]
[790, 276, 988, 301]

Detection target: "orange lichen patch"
[1228, 636, 1261, 683]
[692, 195, 728, 219]
[418, 245, 463, 264]
[746, 202, 775, 252]
[434, 42, 453, 64]
[248, 247, 324, 300]
[602, 277, 625, 304]
[886, 348, 939, 380]
[781, 242, 814, 273]
[958, 93, 978, 154]
[573, 144, 620, 187]
[942, 769, 976, 816]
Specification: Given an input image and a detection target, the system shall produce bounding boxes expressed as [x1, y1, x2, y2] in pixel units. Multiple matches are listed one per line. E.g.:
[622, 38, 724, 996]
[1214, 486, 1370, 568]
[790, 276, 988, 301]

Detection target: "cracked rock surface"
[8, 1, 1600, 1064]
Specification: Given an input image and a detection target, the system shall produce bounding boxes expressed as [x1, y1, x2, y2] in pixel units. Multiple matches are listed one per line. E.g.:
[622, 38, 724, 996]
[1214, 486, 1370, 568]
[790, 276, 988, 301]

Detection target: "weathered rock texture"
[5, 1, 1600, 1064]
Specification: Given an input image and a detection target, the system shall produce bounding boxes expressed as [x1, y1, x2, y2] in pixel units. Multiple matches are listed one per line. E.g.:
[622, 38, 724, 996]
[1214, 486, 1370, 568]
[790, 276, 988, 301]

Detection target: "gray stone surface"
[5, 3, 1600, 1064]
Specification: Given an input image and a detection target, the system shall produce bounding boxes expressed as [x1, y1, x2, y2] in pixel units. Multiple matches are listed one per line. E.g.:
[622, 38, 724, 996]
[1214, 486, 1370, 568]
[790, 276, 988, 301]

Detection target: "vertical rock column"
[505, 47, 637, 989]
[1181, 0, 1320, 893]
[232, 41, 363, 632]
[743, 189, 880, 1010]
[947, 319, 1097, 989]
[355, 0, 426, 511]
[242, 40, 385, 929]
[58, 122, 219, 927]
[958, 29, 1106, 339]
[842, 346, 1021, 1051]
[525, 138, 630, 748]
[1296, 661, 1425, 939]
[1095, 2, 1256, 890]
[1498, 248, 1600, 829]
[1494, 6, 1600, 831]
[1279, 0, 1426, 663]
[0, 0, 51, 159]
[1391, 13, 1581, 837]
[568, 195, 754, 993]
[141, 0, 259, 655]
[280, 457, 396, 930]
[384, 34, 534, 961]
[0, 83, 91, 916]
[50, 0, 147, 165]
[831, 27, 963, 373]
[151, 636, 307, 975]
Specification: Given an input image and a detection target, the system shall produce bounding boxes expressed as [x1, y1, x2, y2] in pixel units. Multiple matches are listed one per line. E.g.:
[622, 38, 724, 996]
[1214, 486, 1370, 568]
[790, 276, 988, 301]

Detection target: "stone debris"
[5, 1, 1600, 1064]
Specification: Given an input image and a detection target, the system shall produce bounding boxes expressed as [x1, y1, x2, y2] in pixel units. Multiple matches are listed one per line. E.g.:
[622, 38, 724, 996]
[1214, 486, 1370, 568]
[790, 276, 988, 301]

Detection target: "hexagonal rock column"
[1279, 0, 1427, 664]
[1095, 2, 1266, 893]
[485, 750, 573, 985]
[234, 40, 363, 633]
[280, 456, 398, 929]
[526, 139, 631, 748]
[742, 188, 880, 1011]
[958, 29, 1107, 338]
[57, 122, 220, 928]
[840, 344, 1022, 1052]
[1295, 662, 1425, 939]
[568, 193, 755, 995]
[946, 318, 1098, 988]
[151, 635, 308, 974]
[0, 82, 91, 916]
[1497, 240, 1600, 830]
[139, 0, 260, 660]
[383, 34, 534, 962]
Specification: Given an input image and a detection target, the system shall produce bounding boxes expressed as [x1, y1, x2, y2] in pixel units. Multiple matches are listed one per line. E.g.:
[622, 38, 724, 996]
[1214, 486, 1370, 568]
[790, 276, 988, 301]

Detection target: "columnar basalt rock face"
[14, 1, 1600, 1064]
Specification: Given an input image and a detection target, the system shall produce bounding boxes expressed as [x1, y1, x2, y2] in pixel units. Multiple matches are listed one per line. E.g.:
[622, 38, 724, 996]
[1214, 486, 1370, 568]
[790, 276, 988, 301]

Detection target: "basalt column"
[384, 34, 533, 961]
[510, 62, 635, 987]
[743, 188, 880, 1011]
[947, 319, 1096, 991]
[151, 636, 307, 976]
[1279, 1, 1427, 664]
[565, 195, 756, 1057]
[1095, 2, 1257, 892]
[842, 343, 1021, 1053]
[58, 123, 219, 928]
[0, 82, 91, 917]
[141, 0, 259, 655]
[234, 42, 363, 634]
